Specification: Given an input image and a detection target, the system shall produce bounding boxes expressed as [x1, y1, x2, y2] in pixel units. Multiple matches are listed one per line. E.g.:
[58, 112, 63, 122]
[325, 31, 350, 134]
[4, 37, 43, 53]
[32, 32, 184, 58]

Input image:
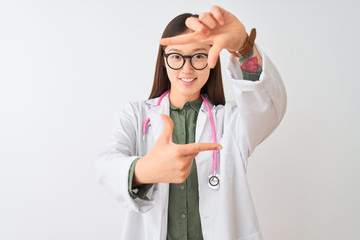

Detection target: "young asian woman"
[96, 5, 286, 240]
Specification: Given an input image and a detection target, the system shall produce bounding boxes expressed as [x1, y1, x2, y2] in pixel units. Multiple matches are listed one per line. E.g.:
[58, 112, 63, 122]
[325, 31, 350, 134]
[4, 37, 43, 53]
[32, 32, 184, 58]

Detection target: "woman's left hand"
[160, 5, 248, 68]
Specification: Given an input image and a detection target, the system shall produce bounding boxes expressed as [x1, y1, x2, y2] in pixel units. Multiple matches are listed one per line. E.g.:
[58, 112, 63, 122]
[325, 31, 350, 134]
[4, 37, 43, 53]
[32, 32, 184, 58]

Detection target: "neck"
[169, 90, 200, 109]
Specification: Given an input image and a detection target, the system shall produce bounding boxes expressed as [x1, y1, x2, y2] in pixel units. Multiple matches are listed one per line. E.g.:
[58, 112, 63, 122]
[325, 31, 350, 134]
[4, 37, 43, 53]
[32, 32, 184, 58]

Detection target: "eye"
[169, 53, 182, 60]
[193, 54, 207, 60]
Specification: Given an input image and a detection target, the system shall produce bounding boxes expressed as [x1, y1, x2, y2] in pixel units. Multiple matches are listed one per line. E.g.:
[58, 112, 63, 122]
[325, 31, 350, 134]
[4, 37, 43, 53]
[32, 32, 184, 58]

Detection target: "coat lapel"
[146, 94, 170, 143]
[194, 95, 220, 222]
[196, 94, 213, 143]
[146, 94, 170, 239]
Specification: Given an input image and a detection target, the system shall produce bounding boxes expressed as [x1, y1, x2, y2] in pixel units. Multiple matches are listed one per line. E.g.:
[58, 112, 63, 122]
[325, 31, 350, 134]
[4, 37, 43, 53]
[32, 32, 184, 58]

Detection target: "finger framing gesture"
[134, 114, 222, 185]
[160, 5, 248, 68]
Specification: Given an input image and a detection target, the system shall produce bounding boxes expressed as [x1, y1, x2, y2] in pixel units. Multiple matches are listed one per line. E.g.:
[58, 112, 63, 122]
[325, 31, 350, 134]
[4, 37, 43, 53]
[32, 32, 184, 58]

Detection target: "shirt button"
[181, 214, 186, 219]
[180, 185, 185, 190]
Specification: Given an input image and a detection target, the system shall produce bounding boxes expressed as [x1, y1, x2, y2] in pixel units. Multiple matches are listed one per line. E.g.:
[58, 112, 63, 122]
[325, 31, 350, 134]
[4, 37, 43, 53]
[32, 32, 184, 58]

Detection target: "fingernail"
[204, 29, 210, 35]
[220, 20, 224, 25]
[218, 145, 222, 150]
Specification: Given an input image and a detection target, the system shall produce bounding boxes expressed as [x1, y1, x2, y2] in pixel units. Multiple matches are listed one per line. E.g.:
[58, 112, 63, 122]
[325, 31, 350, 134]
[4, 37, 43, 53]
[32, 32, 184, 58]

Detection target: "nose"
[181, 58, 194, 72]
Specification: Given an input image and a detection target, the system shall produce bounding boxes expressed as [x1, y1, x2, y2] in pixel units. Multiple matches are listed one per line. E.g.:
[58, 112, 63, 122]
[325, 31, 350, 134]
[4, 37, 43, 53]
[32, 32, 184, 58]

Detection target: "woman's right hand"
[133, 114, 222, 185]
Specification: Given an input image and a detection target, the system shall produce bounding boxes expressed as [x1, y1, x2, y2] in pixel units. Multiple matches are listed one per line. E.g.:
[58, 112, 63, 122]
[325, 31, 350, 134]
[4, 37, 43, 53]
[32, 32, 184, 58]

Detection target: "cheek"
[165, 68, 177, 82]
[199, 69, 210, 83]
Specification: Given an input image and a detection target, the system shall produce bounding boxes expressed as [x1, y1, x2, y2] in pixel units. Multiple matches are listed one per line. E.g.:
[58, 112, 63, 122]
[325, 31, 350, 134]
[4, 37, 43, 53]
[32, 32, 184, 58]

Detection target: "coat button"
[180, 185, 185, 190]
[181, 214, 186, 219]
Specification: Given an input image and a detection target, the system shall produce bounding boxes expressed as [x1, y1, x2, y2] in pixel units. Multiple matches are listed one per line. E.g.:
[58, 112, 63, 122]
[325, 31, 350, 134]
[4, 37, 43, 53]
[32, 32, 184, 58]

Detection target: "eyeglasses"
[163, 52, 208, 70]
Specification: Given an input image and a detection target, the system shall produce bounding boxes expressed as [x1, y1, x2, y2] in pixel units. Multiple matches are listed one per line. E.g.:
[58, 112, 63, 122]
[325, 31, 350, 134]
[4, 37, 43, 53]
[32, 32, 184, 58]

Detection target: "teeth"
[180, 78, 196, 82]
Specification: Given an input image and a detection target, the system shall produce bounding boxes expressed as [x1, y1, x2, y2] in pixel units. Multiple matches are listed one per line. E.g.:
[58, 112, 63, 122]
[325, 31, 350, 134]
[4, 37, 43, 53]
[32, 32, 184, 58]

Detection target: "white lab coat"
[96, 44, 287, 240]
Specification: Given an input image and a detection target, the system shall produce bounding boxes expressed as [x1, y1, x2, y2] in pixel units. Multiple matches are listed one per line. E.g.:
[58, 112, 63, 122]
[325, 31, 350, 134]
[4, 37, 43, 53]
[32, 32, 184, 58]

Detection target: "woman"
[96, 5, 286, 240]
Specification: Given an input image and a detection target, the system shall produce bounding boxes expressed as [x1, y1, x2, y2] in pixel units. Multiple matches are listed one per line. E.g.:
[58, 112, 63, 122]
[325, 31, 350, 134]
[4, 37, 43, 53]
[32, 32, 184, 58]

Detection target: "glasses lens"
[191, 54, 208, 70]
[167, 53, 184, 69]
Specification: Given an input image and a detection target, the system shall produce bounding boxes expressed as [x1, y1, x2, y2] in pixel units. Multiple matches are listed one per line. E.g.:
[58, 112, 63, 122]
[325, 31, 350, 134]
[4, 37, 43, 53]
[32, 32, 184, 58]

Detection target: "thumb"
[159, 114, 174, 143]
[208, 42, 223, 68]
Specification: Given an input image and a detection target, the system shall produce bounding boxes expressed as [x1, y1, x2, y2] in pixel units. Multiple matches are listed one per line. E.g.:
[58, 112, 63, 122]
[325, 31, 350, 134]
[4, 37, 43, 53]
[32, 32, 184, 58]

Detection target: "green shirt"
[167, 98, 204, 240]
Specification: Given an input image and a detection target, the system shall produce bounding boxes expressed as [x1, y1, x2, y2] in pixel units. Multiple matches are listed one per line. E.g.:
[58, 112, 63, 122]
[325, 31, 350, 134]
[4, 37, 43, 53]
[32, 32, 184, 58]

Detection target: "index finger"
[159, 31, 198, 46]
[178, 142, 222, 156]
[210, 5, 226, 25]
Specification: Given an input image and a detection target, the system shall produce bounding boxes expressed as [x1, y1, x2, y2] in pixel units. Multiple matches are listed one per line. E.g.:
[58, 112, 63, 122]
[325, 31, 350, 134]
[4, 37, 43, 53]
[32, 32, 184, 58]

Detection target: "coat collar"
[196, 94, 214, 143]
[145, 93, 213, 112]
[145, 94, 170, 143]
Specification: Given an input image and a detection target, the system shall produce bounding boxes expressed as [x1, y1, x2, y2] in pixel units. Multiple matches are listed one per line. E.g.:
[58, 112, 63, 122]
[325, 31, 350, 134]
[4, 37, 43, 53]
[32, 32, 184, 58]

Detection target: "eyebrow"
[167, 48, 208, 53]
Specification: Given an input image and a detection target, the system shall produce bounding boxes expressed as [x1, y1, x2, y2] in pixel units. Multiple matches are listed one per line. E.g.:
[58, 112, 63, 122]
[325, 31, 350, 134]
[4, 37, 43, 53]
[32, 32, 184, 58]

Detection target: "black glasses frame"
[163, 52, 208, 70]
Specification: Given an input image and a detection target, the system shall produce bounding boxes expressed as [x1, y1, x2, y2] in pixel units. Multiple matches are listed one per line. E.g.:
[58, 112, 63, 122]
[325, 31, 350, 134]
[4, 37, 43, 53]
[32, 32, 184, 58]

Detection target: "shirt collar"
[170, 97, 203, 113]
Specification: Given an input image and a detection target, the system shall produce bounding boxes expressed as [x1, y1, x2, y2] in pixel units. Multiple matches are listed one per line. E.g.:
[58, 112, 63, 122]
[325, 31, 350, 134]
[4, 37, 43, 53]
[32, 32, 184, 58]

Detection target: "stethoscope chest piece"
[208, 172, 220, 190]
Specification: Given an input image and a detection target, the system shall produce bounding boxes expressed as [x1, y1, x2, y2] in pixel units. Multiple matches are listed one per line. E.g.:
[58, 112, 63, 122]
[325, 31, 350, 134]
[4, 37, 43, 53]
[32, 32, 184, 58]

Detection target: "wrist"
[133, 155, 157, 186]
[238, 46, 262, 74]
[229, 28, 257, 58]
[133, 157, 147, 186]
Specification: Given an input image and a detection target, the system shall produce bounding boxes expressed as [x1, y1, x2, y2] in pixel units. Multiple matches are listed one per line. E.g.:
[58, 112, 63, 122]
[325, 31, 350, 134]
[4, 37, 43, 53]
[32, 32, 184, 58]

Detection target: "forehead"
[164, 42, 211, 53]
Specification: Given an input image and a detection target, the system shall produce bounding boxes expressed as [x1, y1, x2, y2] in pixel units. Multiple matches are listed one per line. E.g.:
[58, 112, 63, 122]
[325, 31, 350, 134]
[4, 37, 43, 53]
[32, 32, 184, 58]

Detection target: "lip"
[179, 77, 197, 86]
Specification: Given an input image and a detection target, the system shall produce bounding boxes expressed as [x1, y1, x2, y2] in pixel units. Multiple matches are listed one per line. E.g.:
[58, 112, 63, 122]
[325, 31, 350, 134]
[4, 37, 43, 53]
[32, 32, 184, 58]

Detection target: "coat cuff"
[128, 158, 154, 201]
[241, 70, 262, 81]
[226, 43, 268, 91]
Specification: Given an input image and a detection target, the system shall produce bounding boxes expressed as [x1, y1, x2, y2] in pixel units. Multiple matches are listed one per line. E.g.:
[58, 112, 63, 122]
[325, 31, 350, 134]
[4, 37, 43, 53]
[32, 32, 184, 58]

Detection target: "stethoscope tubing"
[142, 90, 170, 140]
[199, 94, 218, 172]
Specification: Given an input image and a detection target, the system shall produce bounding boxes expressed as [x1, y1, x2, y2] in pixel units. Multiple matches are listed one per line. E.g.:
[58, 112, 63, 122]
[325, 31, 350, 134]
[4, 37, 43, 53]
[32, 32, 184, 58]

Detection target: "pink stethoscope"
[142, 90, 220, 190]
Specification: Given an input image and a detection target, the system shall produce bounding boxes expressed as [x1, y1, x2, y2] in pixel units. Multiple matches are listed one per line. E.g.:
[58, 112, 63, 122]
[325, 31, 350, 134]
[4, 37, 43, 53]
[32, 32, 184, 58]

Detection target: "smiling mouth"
[179, 77, 197, 82]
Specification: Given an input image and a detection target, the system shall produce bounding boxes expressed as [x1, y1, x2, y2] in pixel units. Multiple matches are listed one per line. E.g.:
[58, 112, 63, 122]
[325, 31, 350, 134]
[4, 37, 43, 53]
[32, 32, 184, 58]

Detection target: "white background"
[1, 0, 359, 239]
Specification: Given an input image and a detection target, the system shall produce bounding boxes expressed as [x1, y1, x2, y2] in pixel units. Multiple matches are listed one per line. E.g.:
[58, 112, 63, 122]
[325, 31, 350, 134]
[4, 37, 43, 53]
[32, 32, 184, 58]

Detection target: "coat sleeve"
[225, 43, 287, 167]
[95, 102, 157, 213]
